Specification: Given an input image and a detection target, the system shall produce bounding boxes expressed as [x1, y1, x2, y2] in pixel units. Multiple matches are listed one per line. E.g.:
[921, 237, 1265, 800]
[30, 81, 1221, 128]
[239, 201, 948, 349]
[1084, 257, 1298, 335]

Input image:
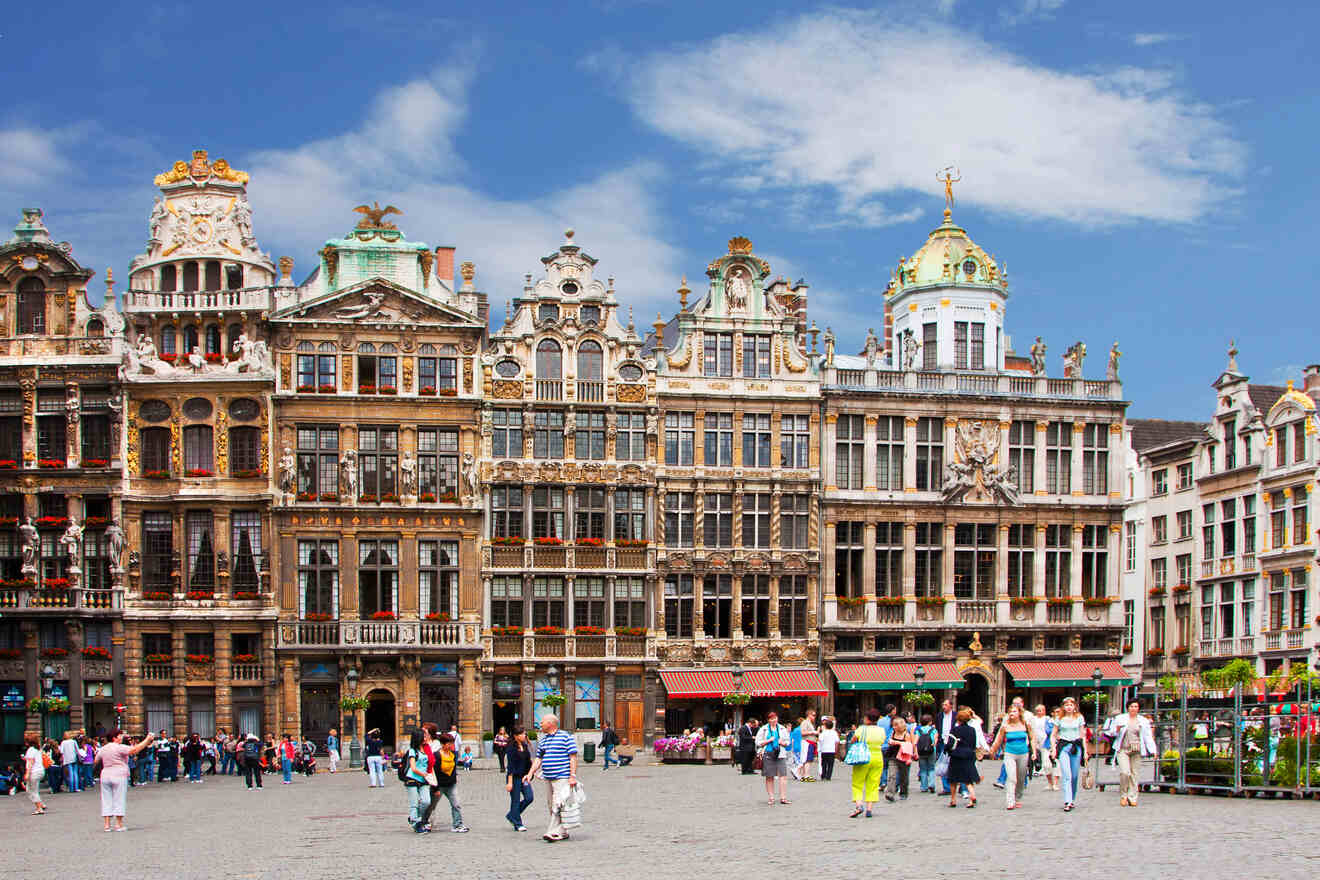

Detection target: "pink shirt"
[98, 743, 133, 782]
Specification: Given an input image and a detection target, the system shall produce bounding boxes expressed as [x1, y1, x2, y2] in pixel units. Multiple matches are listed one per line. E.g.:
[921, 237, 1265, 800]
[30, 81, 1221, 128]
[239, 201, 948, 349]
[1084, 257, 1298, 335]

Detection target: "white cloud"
[1000, 0, 1066, 25]
[613, 9, 1245, 226]
[0, 126, 79, 187]
[1132, 33, 1181, 46]
[244, 68, 682, 322]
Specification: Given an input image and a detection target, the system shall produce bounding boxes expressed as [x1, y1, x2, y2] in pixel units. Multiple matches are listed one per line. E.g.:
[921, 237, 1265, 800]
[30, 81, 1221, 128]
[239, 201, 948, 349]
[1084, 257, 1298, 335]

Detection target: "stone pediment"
[277, 278, 478, 326]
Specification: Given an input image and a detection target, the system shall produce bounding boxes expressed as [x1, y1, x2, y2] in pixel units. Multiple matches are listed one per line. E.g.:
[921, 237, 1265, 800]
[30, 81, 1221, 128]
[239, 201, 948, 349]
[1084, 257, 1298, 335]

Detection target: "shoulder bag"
[843, 729, 872, 765]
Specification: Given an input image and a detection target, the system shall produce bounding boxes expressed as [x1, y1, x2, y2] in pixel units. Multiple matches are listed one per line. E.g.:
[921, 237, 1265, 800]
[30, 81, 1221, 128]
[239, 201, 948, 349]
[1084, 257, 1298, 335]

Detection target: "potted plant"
[82, 458, 109, 468]
[875, 596, 905, 606]
[0, 648, 20, 659]
[185, 468, 214, 477]
[906, 689, 936, 706]
[539, 692, 567, 708]
[533, 625, 565, 635]
[42, 577, 71, 590]
[1172, 583, 1192, 594]
[613, 626, 645, 637]
[83, 516, 109, 527]
[233, 591, 259, 600]
[0, 577, 34, 588]
[438, 388, 458, 397]
[232, 468, 262, 478]
[835, 595, 867, 608]
[916, 595, 947, 606]
[36, 516, 69, 528]
[340, 695, 370, 712]
[142, 591, 172, 601]
[721, 691, 750, 706]
[419, 385, 437, 396]
[576, 537, 604, 547]
[1146, 648, 1165, 659]
[1082, 596, 1115, 607]
[1172, 645, 1190, 656]
[1148, 586, 1167, 598]
[38, 459, 66, 469]
[185, 590, 215, 600]
[574, 625, 606, 636]
[1046, 596, 1073, 606]
[358, 384, 376, 394]
[438, 492, 458, 503]
[0, 516, 17, 527]
[380, 492, 399, 503]
[358, 493, 378, 503]
[0, 460, 16, 469]
[482, 731, 495, 758]
[491, 535, 523, 545]
[419, 492, 437, 503]
[49, 697, 74, 713]
[41, 647, 69, 658]
[27, 697, 48, 713]
[205, 352, 224, 364]
[232, 653, 258, 663]
[304, 612, 332, 622]
[81, 646, 111, 660]
[297, 384, 315, 393]
[491, 625, 524, 637]
[424, 612, 452, 621]
[319, 384, 337, 394]
[1009, 595, 1038, 607]
[297, 491, 316, 502]
[370, 611, 397, 621]
[143, 653, 171, 664]
[534, 536, 563, 546]
[143, 470, 170, 480]
[379, 385, 397, 395]
[616, 538, 648, 547]
[319, 492, 339, 502]
[186, 653, 214, 664]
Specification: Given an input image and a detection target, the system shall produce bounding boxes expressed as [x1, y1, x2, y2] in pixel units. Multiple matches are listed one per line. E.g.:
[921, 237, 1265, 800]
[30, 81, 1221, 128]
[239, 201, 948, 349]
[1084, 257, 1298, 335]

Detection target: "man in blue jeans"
[935, 699, 956, 795]
[59, 735, 81, 792]
[599, 722, 619, 770]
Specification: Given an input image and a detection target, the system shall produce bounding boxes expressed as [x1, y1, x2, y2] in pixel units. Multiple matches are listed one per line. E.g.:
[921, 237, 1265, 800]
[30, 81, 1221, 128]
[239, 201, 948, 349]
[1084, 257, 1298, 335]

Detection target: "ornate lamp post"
[914, 664, 926, 690]
[1092, 666, 1105, 777]
[346, 665, 362, 768]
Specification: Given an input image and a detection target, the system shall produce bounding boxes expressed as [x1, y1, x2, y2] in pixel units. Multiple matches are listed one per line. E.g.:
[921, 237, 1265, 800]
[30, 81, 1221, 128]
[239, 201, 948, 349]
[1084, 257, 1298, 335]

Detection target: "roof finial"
[678, 275, 690, 310]
[627, 305, 635, 333]
[937, 165, 961, 222]
[1227, 339, 1239, 373]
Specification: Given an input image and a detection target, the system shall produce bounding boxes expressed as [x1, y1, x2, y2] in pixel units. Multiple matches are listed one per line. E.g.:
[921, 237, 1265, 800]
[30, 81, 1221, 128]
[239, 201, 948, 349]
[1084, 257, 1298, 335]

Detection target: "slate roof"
[1129, 418, 1206, 454]
[1247, 383, 1288, 416]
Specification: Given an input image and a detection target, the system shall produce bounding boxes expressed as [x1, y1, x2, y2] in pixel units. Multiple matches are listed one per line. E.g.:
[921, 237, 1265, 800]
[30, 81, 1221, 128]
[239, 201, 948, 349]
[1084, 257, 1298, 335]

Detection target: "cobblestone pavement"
[7, 760, 1319, 879]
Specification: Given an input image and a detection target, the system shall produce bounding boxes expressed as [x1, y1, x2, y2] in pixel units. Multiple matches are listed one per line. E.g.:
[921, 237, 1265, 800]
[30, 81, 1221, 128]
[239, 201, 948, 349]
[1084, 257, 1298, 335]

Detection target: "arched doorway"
[961, 673, 990, 722]
[364, 689, 396, 751]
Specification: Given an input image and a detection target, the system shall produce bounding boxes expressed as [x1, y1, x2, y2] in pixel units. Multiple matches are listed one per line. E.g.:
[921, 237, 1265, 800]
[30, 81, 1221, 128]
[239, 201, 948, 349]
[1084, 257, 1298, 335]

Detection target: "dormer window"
[538, 304, 559, 323]
[962, 259, 977, 278]
[17, 277, 44, 335]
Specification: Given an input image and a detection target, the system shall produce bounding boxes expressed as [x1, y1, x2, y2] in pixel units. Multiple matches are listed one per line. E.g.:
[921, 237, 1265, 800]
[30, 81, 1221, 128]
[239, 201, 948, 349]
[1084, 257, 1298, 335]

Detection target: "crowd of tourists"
[735, 696, 1157, 813]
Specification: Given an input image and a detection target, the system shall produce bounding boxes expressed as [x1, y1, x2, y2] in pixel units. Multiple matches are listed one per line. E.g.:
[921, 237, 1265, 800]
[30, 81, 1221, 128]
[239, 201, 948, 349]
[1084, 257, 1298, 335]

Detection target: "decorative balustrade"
[1263, 632, 1281, 651]
[574, 636, 607, 657]
[615, 548, 648, 569]
[142, 662, 172, 681]
[955, 600, 997, 624]
[533, 546, 566, 568]
[1201, 559, 1215, 577]
[278, 620, 478, 649]
[575, 547, 607, 568]
[125, 287, 270, 311]
[533, 635, 567, 657]
[231, 663, 263, 682]
[491, 546, 525, 568]
[615, 636, 647, 657]
[820, 368, 1122, 400]
[0, 587, 122, 611]
[536, 380, 563, 401]
[576, 381, 604, 402]
[1046, 603, 1073, 624]
[1240, 553, 1256, 571]
[875, 603, 904, 624]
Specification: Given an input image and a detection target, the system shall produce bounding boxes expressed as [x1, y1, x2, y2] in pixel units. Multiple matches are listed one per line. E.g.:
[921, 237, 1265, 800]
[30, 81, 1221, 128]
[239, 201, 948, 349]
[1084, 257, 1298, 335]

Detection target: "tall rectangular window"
[613, 489, 646, 542]
[490, 576, 523, 628]
[1268, 572, 1285, 630]
[1291, 568, 1308, 629]
[834, 521, 865, 598]
[1223, 418, 1237, 470]
[970, 323, 985, 370]
[1294, 421, 1307, 463]
[779, 575, 808, 638]
[874, 522, 902, 597]
[780, 494, 809, 549]
[875, 416, 904, 491]
[1176, 553, 1192, 587]
[665, 492, 694, 547]
[616, 413, 646, 461]
[532, 486, 565, 539]
[915, 418, 943, 491]
[1082, 424, 1108, 495]
[914, 523, 942, 598]
[953, 523, 995, 599]
[574, 488, 606, 540]
[491, 486, 523, 538]
[703, 413, 733, 467]
[142, 512, 172, 592]
[358, 426, 398, 498]
[1176, 462, 1194, 490]
[1081, 525, 1107, 598]
[1271, 490, 1286, 548]
[1149, 606, 1165, 652]
[703, 493, 733, 547]
[1199, 585, 1215, 641]
[1220, 499, 1237, 556]
[1044, 525, 1071, 598]
[1150, 557, 1167, 590]
[1123, 600, 1135, 649]
[574, 577, 606, 629]
[491, 409, 523, 459]
[533, 411, 564, 459]
[740, 575, 770, 638]
[1240, 578, 1255, 637]
[575, 411, 606, 461]
[703, 333, 733, 377]
[1008, 421, 1034, 494]
[1242, 495, 1256, 555]
[1124, 521, 1137, 572]
[417, 427, 459, 498]
[954, 321, 968, 369]
[1292, 486, 1309, 545]
[665, 413, 694, 466]
[1219, 581, 1237, 638]
[780, 414, 810, 469]
[230, 511, 261, 592]
[922, 322, 937, 369]
[1176, 510, 1192, 540]
[664, 574, 693, 637]
[613, 577, 646, 629]
[1045, 422, 1072, 494]
[1007, 524, 1034, 597]
[298, 540, 338, 619]
[1202, 503, 1216, 560]
[185, 512, 215, 593]
[531, 576, 566, 629]
[741, 414, 772, 468]
[183, 425, 213, 473]
[358, 539, 398, 618]
[702, 574, 732, 638]
[741, 493, 771, 548]
[1152, 469, 1168, 496]
[742, 334, 771, 378]
[835, 415, 864, 490]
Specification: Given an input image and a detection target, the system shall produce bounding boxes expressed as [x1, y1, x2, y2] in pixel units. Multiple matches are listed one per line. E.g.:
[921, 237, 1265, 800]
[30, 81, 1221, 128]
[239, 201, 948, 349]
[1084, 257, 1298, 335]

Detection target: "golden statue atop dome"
[937, 165, 961, 220]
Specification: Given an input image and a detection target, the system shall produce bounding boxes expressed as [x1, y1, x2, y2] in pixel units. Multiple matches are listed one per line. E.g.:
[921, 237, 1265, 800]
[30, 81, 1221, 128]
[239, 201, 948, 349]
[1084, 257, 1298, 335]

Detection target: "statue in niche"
[726, 266, 751, 312]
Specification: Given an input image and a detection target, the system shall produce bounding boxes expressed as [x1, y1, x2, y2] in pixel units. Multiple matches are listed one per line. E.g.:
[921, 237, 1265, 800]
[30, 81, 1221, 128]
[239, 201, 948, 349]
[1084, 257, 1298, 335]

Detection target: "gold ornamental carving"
[170, 419, 182, 475]
[154, 150, 249, 186]
[667, 336, 692, 369]
[728, 236, 753, 255]
[320, 245, 339, 284]
[354, 202, 402, 229]
[341, 355, 354, 390]
[280, 353, 291, 389]
[615, 383, 645, 403]
[126, 413, 139, 474]
[492, 380, 522, 399]
[260, 408, 270, 475]
[464, 358, 474, 393]
[215, 407, 229, 474]
[403, 357, 414, 392]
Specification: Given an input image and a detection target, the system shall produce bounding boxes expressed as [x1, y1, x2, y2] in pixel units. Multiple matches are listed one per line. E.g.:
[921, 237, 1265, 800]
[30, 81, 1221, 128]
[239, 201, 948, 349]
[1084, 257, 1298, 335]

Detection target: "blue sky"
[2, 0, 1315, 418]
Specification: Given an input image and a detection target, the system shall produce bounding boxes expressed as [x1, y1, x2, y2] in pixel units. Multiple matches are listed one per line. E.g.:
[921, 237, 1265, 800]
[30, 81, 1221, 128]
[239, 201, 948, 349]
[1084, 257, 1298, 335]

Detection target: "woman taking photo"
[365, 728, 386, 787]
[944, 707, 981, 808]
[847, 708, 887, 818]
[1051, 696, 1089, 812]
[95, 729, 155, 831]
[989, 705, 1037, 810]
[503, 726, 534, 830]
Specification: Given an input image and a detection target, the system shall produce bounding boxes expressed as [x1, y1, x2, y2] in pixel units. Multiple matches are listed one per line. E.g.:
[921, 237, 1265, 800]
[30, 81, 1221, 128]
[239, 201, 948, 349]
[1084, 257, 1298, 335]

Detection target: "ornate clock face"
[20, 256, 39, 271]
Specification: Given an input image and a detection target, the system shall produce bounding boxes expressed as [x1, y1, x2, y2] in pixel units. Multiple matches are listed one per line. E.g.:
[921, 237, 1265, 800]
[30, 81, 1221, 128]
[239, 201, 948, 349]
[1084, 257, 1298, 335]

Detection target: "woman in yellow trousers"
[849, 708, 888, 818]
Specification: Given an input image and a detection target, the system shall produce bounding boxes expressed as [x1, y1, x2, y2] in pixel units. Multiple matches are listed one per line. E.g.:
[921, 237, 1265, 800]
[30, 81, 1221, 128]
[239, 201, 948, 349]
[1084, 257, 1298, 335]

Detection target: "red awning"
[659, 669, 735, 699]
[742, 668, 829, 697]
[1002, 660, 1131, 687]
[829, 661, 963, 691]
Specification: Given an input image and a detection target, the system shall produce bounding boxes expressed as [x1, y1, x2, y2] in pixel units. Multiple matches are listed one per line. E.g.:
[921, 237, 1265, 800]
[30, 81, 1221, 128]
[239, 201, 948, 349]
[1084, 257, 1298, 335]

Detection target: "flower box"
[378, 385, 397, 395]
[358, 385, 376, 394]
[81, 646, 112, 660]
[419, 386, 436, 396]
[1172, 584, 1191, 594]
[1122, 643, 1134, 653]
[82, 459, 109, 468]
[143, 470, 170, 480]
[491, 536, 523, 545]
[232, 591, 259, 600]
[370, 611, 397, 621]
[143, 653, 171, 664]
[616, 539, 648, 547]
[1047, 597, 1073, 606]
[185, 653, 213, 664]
[42, 578, 71, 590]
[574, 625, 606, 636]
[438, 388, 457, 397]
[83, 516, 109, 527]
[875, 596, 905, 606]
[614, 626, 646, 637]
[319, 384, 337, 394]
[297, 491, 317, 501]
[915, 596, 947, 606]
[159, 352, 178, 363]
[41, 647, 69, 658]
[185, 590, 214, 601]
[1146, 649, 1165, 658]
[0, 517, 17, 528]
[0, 648, 20, 659]
[576, 537, 604, 547]
[297, 385, 315, 393]
[1083, 597, 1115, 607]
[319, 493, 339, 502]
[534, 537, 563, 546]
[186, 468, 214, 477]
[0, 460, 16, 469]
[36, 516, 69, 528]
[303, 613, 332, 622]
[142, 591, 172, 601]
[232, 653, 257, 663]
[1009, 596, 1039, 607]
[381, 493, 399, 503]
[419, 492, 437, 503]
[491, 625, 524, 637]
[359, 494, 378, 503]
[232, 468, 262, 479]
[38, 459, 66, 469]
[1172, 646, 1190, 655]
[0, 577, 34, 588]
[1148, 587, 1167, 598]
[340, 695, 370, 712]
[205, 352, 224, 363]
[533, 626, 565, 635]
[425, 612, 452, 622]
[438, 492, 458, 503]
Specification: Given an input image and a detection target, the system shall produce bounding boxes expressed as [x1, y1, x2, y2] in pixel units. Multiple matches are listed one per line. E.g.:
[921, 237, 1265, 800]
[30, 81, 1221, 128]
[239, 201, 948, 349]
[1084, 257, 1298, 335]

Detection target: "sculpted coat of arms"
[941, 419, 1021, 505]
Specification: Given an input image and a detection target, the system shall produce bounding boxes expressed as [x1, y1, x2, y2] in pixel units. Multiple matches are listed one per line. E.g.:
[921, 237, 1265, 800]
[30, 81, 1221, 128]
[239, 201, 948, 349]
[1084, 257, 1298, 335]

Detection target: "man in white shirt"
[59, 734, 81, 792]
[935, 700, 956, 795]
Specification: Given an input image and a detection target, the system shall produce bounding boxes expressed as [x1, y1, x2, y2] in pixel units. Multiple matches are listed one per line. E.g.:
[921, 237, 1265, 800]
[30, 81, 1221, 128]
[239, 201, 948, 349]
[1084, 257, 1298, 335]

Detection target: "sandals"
[849, 807, 863, 818]
[780, 799, 791, 805]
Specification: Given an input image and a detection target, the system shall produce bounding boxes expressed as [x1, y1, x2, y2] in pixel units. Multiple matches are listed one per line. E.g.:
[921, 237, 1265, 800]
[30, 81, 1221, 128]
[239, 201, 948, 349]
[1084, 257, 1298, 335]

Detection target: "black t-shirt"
[365, 736, 383, 757]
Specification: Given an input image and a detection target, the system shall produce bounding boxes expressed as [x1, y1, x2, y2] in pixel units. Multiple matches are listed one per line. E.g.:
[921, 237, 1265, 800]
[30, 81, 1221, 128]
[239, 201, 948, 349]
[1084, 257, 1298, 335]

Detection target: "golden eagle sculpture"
[353, 202, 402, 229]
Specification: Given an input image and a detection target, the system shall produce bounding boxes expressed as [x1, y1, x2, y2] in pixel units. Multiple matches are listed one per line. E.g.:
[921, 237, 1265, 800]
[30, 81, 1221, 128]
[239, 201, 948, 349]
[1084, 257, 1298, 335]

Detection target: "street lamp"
[346, 666, 362, 768]
[1092, 666, 1105, 773]
[41, 663, 56, 693]
[914, 664, 926, 689]
[730, 663, 747, 729]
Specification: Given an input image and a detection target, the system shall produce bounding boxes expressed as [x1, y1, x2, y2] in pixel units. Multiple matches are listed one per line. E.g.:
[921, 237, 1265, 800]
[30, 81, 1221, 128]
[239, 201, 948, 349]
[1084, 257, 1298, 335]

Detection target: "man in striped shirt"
[525, 714, 579, 842]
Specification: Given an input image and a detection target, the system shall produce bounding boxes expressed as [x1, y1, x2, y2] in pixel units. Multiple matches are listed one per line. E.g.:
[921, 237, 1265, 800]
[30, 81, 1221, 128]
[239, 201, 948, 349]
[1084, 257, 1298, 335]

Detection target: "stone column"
[1070, 422, 1084, 497]
[863, 415, 878, 490]
[341, 532, 359, 618]
[1070, 525, 1084, 604]
[693, 492, 705, 549]
[862, 523, 877, 624]
[399, 532, 418, 616]
[822, 522, 837, 626]
[1034, 421, 1048, 496]
[562, 666, 576, 731]
[262, 623, 278, 736]
[66, 622, 85, 731]
[902, 522, 917, 625]
[942, 521, 956, 625]
[214, 622, 233, 735]
[280, 658, 298, 737]
[823, 414, 838, 489]
[22, 622, 39, 736]
[768, 575, 781, 636]
[172, 629, 187, 735]
[693, 412, 705, 466]
[521, 665, 535, 726]
[903, 417, 918, 489]
[1034, 524, 1048, 625]
[458, 659, 480, 741]
[602, 667, 616, 728]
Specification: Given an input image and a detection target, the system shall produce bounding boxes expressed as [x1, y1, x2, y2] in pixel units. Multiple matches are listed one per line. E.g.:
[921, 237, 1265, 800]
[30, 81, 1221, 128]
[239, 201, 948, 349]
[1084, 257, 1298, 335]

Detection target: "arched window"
[160, 264, 177, 291]
[183, 325, 200, 354]
[183, 425, 214, 473]
[17, 277, 45, 334]
[536, 340, 562, 378]
[159, 325, 177, 355]
[577, 340, 603, 382]
[204, 325, 221, 355]
[182, 261, 199, 292]
[86, 318, 104, 338]
[204, 261, 221, 291]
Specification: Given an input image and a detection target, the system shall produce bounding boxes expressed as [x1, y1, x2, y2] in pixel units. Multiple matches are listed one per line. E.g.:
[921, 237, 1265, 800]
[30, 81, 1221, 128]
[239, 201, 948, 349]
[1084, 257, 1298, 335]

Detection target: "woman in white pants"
[326, 728, 340, 773]
[1110, 701, 1157, 807]
[95, 729, 156, 831]
[989, 705, 1038, 810]
[23, 732, 45, 815]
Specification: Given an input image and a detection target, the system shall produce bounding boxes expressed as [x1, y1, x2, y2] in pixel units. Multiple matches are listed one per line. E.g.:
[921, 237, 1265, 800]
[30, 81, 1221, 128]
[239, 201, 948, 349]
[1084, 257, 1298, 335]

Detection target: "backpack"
[394, 752, 410, 782]
[916, 727, 934, 756]
[435, 749, 457, 787]
[243, 739, 260, 760]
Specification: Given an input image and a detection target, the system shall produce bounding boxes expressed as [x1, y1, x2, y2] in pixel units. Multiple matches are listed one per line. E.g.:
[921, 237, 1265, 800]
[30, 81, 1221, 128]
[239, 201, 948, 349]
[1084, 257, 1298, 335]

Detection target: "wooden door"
[615, 699, 643, 745]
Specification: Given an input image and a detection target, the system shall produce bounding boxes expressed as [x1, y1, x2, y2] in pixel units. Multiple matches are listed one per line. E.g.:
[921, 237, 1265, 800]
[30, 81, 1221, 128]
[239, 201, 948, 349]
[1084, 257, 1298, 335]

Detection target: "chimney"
[1304, 364, 1320, 401]
[434, 246, 455, 285]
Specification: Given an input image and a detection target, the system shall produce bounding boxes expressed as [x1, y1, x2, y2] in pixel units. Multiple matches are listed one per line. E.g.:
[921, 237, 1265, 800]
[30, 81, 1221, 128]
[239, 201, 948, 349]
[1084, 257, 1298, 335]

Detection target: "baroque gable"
[273, 277, 480, 328]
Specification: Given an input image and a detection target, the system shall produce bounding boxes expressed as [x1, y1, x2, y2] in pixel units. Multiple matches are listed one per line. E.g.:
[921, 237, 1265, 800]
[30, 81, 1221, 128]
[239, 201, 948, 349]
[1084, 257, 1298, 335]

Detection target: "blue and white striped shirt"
[537, 730, 578, 779]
